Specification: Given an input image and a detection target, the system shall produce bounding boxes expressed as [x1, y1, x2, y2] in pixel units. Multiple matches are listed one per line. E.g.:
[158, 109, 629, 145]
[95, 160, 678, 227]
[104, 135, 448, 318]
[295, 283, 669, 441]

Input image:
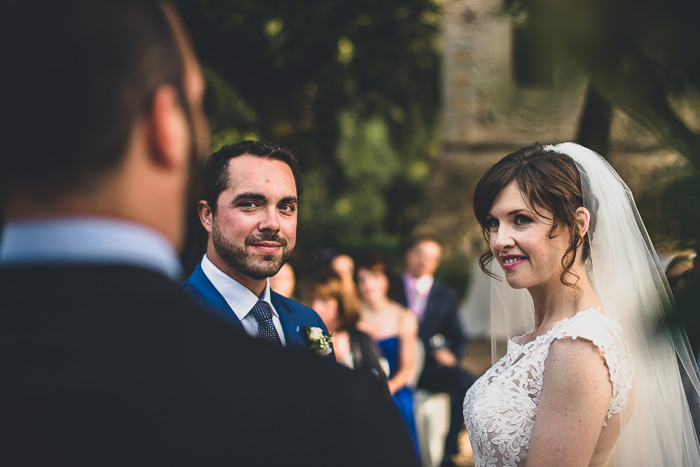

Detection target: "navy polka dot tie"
[250, 300, 281, 345]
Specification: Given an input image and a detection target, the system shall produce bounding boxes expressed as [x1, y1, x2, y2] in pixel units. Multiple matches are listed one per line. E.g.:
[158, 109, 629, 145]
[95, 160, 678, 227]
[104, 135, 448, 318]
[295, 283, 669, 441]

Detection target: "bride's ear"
[575, 207, 591, 237]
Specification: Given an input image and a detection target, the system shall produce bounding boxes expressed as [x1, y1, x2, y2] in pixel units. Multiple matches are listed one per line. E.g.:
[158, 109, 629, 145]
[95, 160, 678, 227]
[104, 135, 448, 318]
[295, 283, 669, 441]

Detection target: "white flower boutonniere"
[302, 326, 333, 357]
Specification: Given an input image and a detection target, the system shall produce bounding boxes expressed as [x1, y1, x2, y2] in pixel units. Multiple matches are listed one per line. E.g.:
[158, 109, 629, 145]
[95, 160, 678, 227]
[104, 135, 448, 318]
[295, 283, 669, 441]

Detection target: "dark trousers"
[417, 363, 474, 456]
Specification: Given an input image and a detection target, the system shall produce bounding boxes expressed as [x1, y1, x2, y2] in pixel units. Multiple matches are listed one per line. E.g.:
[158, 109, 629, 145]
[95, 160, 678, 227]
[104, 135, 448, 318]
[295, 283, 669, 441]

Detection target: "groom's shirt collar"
[200, 254, 286, 345]
[0, 217, 181, 279]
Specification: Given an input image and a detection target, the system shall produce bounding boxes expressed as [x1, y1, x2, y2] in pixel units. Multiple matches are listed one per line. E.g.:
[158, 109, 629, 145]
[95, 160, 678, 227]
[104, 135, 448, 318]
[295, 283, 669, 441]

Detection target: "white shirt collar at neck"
[200, 254, 275, 322]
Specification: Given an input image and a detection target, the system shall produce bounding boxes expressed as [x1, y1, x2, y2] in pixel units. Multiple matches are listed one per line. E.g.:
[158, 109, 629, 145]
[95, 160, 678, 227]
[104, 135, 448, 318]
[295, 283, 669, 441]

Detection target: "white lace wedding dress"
[463, 308, 633, 467]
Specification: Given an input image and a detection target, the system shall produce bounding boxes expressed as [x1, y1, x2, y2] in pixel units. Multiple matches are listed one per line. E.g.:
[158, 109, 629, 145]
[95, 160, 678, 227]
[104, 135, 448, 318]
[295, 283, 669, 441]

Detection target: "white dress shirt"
[200, 254, 286, 346]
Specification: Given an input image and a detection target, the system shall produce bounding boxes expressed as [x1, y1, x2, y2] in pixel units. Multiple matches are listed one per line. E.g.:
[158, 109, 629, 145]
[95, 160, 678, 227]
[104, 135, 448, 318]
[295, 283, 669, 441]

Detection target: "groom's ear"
[575, 207, 591, 237]
[198, 200, 213, 233]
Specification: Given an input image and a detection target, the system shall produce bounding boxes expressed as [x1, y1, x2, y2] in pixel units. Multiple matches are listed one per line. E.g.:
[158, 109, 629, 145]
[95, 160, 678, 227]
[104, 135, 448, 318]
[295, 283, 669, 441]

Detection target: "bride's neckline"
[512, 306, 604, 347]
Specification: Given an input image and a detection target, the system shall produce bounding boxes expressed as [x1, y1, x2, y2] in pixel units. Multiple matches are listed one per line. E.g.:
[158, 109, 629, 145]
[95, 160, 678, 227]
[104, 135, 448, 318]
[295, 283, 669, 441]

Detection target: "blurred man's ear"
[149, 84, 190, 170]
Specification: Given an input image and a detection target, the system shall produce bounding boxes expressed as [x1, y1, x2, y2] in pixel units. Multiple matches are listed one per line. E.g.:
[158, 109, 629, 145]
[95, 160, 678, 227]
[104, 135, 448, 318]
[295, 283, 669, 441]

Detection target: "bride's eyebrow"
[508, 209, 529, 216]
[487, 209, 530, 217]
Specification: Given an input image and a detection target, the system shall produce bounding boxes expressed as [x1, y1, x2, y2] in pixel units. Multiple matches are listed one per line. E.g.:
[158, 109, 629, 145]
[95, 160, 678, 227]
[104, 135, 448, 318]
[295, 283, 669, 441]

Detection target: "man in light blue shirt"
[0, 2, 418, 466]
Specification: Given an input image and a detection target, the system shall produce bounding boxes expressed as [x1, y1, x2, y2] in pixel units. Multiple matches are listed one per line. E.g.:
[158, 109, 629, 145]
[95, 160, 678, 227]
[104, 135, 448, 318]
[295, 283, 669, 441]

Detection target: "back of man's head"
[1, 0, 186, 201]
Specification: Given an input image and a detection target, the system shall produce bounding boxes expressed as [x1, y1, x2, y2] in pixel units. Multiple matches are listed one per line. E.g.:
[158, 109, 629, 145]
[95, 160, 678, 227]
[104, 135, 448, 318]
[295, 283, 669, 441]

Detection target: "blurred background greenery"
[177, 0, 443, 274]
[176, 0, 700, 322]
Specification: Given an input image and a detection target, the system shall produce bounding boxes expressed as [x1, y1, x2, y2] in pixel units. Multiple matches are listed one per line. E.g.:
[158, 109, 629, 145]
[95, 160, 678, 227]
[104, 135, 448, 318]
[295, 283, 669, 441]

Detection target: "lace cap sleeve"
[551, 309, 634, 420]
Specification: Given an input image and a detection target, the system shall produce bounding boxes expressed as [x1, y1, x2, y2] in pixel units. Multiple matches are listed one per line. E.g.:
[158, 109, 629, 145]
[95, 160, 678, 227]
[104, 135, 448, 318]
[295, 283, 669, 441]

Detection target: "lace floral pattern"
[463, 308, 633, 467]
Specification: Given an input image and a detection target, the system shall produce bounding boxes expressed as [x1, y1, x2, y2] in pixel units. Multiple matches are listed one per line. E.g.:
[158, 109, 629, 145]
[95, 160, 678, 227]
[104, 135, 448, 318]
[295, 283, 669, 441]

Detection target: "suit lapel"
[271, 292, 307, 349]
[420, 283, 440, 324]
[187, 265, 311, 350]
[396, 279, 409, 308]
[186, 262, 245, 332]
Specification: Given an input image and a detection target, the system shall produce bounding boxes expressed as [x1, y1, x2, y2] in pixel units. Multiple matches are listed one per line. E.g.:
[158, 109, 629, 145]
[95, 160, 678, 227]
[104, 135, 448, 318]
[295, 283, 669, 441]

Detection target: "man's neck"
[4, 159, 180, 250]
[405, 271, 430, 281]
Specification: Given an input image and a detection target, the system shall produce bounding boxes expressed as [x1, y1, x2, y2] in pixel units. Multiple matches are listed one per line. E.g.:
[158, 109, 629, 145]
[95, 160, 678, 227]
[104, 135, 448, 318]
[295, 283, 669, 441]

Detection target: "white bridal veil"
[487, 142, 700, 466]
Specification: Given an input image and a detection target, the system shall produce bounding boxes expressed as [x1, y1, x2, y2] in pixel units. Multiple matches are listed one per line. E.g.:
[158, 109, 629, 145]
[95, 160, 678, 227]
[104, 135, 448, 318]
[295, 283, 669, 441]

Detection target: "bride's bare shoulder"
[527, 337, 613, 465]
[545, 336, 611, 392]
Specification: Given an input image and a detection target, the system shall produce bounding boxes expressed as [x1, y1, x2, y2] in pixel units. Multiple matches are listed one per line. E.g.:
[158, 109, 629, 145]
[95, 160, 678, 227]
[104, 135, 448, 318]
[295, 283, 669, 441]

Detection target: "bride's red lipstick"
[501, 254, 526, 269]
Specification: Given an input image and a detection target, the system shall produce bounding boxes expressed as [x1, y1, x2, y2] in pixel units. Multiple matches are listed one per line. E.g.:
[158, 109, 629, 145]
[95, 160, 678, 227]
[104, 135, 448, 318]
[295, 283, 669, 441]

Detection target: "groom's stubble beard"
[211, 217, 294, 280]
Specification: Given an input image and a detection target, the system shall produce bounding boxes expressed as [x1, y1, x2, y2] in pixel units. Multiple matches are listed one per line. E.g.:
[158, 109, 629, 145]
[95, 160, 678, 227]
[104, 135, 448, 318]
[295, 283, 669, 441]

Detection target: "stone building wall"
[416, 0, 690, 262]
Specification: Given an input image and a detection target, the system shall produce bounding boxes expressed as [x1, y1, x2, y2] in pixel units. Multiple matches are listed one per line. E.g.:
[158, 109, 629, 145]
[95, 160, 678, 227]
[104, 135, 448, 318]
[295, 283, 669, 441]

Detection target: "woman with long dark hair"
[356, 252, 421, 460]
[308, 268, 386, 379]
[463, 143, 700, 466]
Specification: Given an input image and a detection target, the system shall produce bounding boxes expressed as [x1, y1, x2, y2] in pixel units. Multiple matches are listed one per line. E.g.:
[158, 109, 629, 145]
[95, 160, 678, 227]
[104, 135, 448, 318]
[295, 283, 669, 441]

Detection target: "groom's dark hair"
[1, 0, 187, 200]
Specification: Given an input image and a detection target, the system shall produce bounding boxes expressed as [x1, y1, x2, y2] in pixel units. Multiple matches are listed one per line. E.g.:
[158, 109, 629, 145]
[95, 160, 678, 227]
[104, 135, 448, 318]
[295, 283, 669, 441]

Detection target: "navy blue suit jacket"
[396, 279, 467, 370]
[182, 260, 331, 352]
[1, 263, 416, 466]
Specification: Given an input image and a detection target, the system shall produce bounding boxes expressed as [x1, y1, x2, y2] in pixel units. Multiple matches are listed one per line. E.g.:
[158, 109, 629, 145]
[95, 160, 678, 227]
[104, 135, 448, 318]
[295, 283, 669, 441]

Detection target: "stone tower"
[416, 0, 690, 262]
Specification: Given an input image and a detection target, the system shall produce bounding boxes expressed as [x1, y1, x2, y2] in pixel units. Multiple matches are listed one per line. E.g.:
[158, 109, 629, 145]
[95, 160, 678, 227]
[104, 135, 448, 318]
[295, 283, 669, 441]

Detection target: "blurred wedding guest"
[356, 252, 421, 459]
[665, 252, 700, 436]
[666, 252, 695, 293]
[331, 252, 358, 295]
[665, 251, 697, 349]
[270, 262, 296, 298]
[309, 269, 387, 379]
[0, 2, 418, 466]
[332, 253, 355, 282]
[396, 235, 474, 467]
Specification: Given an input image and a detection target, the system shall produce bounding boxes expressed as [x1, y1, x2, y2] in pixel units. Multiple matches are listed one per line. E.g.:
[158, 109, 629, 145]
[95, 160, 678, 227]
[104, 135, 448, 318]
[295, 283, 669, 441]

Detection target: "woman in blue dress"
[356, 252, 421, 461]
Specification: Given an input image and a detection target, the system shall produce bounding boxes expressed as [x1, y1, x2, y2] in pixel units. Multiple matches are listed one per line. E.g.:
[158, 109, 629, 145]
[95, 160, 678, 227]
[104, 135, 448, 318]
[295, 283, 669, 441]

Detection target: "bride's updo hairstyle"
[473, 143, 595, 288]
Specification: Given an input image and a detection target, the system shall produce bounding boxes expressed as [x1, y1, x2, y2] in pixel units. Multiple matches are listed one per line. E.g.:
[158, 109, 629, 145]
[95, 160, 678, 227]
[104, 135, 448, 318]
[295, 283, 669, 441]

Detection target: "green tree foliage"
[505, 0, 700, 170]
[176, 0, 443, 259]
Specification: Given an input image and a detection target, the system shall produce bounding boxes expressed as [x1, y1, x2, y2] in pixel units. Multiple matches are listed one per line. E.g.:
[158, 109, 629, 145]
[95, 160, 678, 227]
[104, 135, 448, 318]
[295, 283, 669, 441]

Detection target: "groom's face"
[206, 154, 298, 282]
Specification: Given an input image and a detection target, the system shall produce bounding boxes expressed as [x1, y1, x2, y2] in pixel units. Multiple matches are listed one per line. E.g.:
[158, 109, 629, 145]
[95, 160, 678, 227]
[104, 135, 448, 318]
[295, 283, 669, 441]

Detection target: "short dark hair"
[405, 234, 443, 253]
[1, 0, 186, 199]
[204, 140, 302, 213]
[473, 143, 596, 288]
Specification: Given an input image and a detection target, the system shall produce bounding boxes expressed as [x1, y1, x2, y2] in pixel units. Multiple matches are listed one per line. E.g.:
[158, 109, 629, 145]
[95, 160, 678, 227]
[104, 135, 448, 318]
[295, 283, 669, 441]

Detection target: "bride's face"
[486, 181, 571, 290]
